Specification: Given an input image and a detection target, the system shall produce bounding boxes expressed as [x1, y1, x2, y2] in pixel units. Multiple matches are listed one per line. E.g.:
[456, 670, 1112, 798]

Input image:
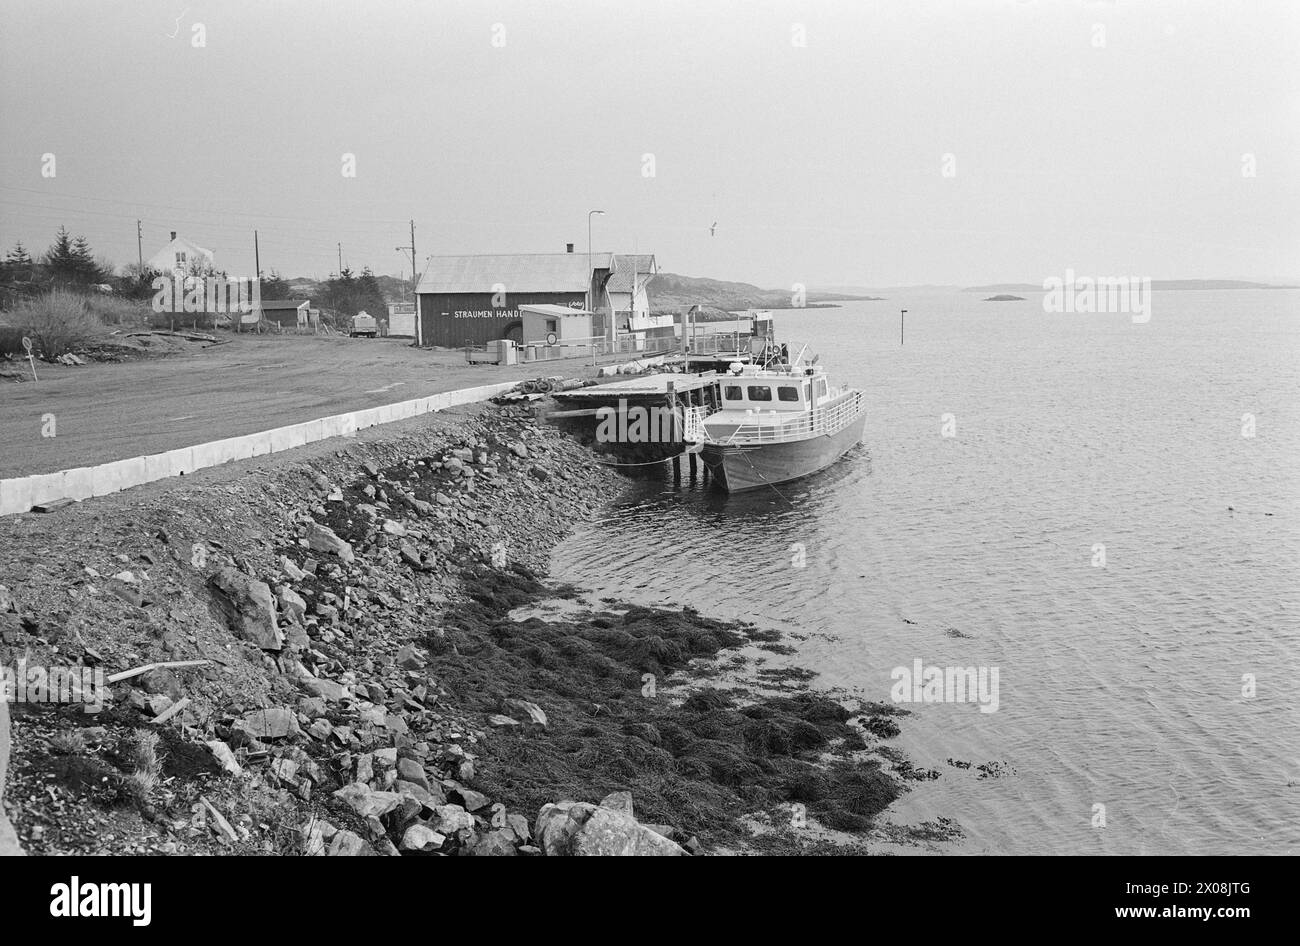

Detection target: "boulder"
[234, 707, 301, 740]
[400, 823, 445, 853]
[304, 522, 355, 563]
[534, 800, 686, 856]
[208, 567, 283, 651]
[333, 783, 404, 819]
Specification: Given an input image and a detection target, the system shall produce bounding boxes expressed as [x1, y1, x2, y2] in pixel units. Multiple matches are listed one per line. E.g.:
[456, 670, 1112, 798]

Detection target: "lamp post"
[588, 209, 605, 345]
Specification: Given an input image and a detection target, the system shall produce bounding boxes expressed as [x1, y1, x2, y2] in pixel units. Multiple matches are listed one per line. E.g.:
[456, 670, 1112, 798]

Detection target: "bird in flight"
[709, 221, 718, 236]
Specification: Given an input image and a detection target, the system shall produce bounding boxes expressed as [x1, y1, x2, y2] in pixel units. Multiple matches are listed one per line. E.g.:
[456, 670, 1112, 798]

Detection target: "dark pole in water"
[900, 308, 907, 345]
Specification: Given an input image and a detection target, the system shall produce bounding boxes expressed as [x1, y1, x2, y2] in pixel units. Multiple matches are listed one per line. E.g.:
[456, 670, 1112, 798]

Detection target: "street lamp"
[588, 209, 605, 338]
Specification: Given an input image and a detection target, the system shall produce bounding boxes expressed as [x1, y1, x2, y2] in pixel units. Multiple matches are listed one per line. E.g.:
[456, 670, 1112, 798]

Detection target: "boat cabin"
[702, 365, 843, 441]
[719, 368, 832, 412]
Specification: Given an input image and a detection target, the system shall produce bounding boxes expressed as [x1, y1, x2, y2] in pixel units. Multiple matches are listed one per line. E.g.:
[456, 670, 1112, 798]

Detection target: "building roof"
[257, 299, 310, 310]
[416, 253, 613, 294]
[519, 303, 594, 317]
[606, 254, 658, 293]
[146, 235, 214, 271]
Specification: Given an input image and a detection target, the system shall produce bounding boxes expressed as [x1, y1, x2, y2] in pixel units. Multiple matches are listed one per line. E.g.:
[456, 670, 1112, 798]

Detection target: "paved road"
[0, 335, 602, 477]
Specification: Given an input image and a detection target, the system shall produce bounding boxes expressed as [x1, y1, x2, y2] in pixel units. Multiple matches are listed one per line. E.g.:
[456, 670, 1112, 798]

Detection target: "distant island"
[964, 279, 1297, 292]
[647, 272, 880, 314]
[984, 294, 1025, 301]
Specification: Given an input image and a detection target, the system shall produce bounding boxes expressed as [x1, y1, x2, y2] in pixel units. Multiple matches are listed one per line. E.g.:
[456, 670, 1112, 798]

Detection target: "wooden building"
[414, 250, 615, 348]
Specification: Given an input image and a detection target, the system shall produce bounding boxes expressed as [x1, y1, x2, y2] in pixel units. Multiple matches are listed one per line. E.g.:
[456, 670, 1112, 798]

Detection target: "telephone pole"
[136, 220, 143, 270]
[337, 243, 343, 275]
[409, 220, 417, 296]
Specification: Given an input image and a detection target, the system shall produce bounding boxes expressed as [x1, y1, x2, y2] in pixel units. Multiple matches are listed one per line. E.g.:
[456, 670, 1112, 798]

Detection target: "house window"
[777, 386, 800, 402]
[176, 252, 187, 266]
[545, 318, 558, 334]
[747, 386, 773, 402]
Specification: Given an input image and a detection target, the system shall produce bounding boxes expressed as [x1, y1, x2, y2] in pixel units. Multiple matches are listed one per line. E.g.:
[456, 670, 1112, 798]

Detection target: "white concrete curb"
[0, 698, 20, 855]
[0, 381, 520, 517]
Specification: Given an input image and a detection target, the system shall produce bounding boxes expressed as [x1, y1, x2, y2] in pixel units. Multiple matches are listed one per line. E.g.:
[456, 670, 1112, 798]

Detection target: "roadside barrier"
[0, 381, 520, 516]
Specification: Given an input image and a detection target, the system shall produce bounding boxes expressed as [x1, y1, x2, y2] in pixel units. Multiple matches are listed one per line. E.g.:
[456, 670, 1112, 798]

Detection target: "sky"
[1, 0, 1297, 289]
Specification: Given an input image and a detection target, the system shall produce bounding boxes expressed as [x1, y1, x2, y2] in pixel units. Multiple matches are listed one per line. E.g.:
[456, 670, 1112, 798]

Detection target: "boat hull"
[700, 412, 866, 492]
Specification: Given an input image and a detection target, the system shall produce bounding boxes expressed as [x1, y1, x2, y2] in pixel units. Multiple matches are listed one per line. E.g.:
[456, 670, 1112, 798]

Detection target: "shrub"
[6, 289, 104, 358]
[85, 293, 148, 327]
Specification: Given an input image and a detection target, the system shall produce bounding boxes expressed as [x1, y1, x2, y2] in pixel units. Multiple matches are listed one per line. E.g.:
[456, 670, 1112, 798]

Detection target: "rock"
[301, 677, 349, 702]
[206, 740, 243, 776]
[599, 790, 634, 817]
[234, 707, 301, 740]
[509, 442, 528, 459]
[304, 522, 355, 563]
[455, 787, 490, 812]
[208, 567, 283, 651]
[395, 645, 425, 670]
[430, 804, 475, 835]
[488, 714, 520, 727]
[108, 579, 143, 607]
[529, 465, 550, 482]
[276, 585, 308, 620]
[534, 801, 686, 856]
[139, 668, 183, 701]
[281, 556, 308, 581]
[395, 780, 445, 810]
[327, 829, 373, 856]
[400, 824, 445, 852]
[333, 783, 404, 819]
[0, 584, 14, 613]
[396, 757, 428, 789]
[382, 519, 407, 536]
[469, 829, 518, 856]
[503, 698, 547, 727]
[302, 818, 337, 855]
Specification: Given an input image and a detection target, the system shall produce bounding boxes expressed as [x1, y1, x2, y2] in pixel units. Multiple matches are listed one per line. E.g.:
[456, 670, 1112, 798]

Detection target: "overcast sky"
[2, 0, 1297, 288]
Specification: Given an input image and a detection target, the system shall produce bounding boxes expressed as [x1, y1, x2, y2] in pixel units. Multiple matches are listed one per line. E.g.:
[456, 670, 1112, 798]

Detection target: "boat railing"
[680, 405, 712, 443]
[719, 390, 864, 445]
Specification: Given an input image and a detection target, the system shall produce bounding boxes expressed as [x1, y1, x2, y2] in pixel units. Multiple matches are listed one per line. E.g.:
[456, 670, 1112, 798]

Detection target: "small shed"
[256, 299, 311, 330]
[519, 304, 596, 345]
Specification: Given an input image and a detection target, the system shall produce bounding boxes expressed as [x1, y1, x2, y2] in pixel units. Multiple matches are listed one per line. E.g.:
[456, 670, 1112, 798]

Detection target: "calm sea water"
[550, 289, 1300, 855]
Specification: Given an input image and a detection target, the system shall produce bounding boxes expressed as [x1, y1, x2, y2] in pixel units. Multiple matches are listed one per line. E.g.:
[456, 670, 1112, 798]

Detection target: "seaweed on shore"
[427, 564, 904, 848]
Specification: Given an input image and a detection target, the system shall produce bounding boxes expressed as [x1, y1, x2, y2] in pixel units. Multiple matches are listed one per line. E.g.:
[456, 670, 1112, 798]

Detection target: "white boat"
[685, 362, 866, 492]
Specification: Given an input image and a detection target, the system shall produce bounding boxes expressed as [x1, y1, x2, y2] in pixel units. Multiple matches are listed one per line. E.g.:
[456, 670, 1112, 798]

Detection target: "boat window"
[724, 385, 743, 401]
[747, 386, 773, 401]
[777, 386, 800, 402]
[817, 379, 829, 399]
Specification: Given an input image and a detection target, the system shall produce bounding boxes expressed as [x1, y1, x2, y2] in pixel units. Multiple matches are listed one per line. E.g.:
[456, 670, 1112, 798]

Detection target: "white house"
[607, 254, 669, 334]
[147, 231, 215, 274]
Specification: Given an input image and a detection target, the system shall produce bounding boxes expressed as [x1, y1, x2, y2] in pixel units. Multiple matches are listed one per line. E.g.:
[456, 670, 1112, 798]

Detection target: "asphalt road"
[0, 335, 596, 477]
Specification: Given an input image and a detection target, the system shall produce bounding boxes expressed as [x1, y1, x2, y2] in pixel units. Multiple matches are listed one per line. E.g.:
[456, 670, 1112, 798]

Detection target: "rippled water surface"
[550, 289, 1300, 855]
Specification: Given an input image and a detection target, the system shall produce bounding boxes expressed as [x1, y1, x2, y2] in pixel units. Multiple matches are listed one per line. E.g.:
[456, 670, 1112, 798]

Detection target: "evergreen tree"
[356, 266, 387, 319]
[43, 226, 101, 284]
[260, 269, 290, 300]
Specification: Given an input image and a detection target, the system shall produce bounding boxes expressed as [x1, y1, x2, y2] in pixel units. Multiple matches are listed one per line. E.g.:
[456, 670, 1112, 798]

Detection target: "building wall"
[521, 312, 594, 344]
[417, 290, 587, 347]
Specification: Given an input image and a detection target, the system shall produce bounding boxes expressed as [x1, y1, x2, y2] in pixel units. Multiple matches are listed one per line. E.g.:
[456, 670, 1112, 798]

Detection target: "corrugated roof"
[519, 303, 593, 317]
[606, 254, 657, 292]
[257, 299, 309, 310]
[416, 253, 613, 294]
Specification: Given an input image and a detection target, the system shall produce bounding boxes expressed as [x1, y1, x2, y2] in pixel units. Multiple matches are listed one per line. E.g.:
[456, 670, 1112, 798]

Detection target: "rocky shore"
[0, 400, 919, 856]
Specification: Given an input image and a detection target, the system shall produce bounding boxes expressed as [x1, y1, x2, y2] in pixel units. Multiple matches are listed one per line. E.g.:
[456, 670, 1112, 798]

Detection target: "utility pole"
[337, 243, 343, 275]
[136, 220, 143, 270]
[900, 308, 907, 345]
[409, 220, 417, 295]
